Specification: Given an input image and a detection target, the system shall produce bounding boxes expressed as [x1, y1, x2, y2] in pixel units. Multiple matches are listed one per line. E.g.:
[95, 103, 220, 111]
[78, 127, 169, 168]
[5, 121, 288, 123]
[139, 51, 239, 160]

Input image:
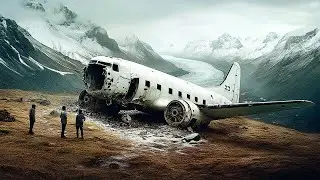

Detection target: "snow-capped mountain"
[256, 28, 320, 66]
[1, 0, 182, 74]
[245, 28, 320, 92]
[242, 28, 320, 132]
[183, 32, 281, 62]
[0, 15, 84, 91]
[116, 35, 187, 75]
[0, 0, 185, 92]
[14, 0, 114, 64]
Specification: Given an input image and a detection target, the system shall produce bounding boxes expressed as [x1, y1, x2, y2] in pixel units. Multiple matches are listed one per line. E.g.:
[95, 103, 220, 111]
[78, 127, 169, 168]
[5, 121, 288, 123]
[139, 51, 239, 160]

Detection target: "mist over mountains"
[0, 0, 319, 132]
[0, 0, 186, 92]
[168, 28, 320, 132]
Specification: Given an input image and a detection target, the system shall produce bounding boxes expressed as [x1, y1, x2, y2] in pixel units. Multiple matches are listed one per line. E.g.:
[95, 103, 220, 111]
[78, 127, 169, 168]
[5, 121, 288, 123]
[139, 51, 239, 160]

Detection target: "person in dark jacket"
[76, 109, 85, 139]
[28, 104, 36, 134]
[60, 106, 67, 138]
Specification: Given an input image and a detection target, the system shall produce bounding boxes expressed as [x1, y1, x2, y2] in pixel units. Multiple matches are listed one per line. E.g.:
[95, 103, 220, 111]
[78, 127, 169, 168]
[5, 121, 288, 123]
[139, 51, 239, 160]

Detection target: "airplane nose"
[84, 64, 106, 91]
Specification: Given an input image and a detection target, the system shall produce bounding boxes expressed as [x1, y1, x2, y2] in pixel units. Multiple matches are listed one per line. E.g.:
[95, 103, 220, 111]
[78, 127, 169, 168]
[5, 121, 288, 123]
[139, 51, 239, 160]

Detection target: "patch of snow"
[4, 40, 33, 69]
[43, 65, 73, 75]
[87, 111, 206, 152]
[15, 13, 110, 64]
[183, 33, 281, 62]
[0, 57, 23, 76]
[183, 40, 213, 59]
[28, 57, 44, 70]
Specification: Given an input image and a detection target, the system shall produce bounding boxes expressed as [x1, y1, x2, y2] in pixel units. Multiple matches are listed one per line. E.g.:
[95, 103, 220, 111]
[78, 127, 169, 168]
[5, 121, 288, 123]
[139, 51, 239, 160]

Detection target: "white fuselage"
[84, 56, 231, 112]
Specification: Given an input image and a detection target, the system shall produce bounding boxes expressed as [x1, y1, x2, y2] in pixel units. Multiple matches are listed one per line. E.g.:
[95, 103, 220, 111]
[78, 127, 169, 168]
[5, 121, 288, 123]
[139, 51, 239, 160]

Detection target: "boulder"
[0, 129, 9, 135]
[121, 114, 132, 124]
[49, 110, 60, 117]
[0, 109, 15, 122]
[30, 99, 51, 106]
[183, 133, 201, 142]
[109, 163, 120, 169]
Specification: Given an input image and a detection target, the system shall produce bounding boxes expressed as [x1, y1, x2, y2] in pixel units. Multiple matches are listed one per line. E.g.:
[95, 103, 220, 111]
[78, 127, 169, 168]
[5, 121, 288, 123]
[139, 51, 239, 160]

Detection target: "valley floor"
[0, 89, 320, 179]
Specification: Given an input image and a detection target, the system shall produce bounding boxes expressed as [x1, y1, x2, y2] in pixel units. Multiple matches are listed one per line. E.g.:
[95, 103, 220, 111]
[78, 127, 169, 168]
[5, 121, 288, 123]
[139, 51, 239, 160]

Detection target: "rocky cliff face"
[211, 33, 243, 50]
[182, 32, 280, 71]
[0, 16, 84, 92]
[242, 28, 320, 132]
[15, 0, 183, 75]
[117, 35, 187, 75]
[85, 26, 121, 53]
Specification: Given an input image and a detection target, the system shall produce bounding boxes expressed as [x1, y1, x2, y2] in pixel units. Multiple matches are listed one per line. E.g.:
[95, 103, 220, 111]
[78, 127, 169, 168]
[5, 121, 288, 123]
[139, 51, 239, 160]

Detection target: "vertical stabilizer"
[212, 62, 240, 103]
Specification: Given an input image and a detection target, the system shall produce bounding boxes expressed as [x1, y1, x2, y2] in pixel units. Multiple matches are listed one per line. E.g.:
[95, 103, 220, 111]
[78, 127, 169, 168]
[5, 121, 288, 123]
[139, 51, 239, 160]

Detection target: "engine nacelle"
[164, 100, 209, 129]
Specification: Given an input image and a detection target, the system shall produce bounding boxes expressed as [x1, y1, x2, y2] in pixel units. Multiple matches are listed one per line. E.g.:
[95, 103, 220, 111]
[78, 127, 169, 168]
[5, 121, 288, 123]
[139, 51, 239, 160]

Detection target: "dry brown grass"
[0, 89, 320, 179]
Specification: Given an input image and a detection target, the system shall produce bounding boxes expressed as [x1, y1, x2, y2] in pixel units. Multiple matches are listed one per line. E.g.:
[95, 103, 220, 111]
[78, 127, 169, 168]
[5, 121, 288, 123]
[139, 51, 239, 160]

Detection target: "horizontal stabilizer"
[201, 100, 315, 119]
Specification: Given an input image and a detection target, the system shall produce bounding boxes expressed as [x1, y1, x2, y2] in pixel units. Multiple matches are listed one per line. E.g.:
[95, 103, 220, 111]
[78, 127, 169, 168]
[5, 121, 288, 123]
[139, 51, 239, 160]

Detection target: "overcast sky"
[9, 0, 320, 50]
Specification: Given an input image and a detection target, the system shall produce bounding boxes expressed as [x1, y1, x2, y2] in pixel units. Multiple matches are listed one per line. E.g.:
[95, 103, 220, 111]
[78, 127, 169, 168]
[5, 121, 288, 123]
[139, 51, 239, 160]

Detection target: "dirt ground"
[0, 89, 320, 180]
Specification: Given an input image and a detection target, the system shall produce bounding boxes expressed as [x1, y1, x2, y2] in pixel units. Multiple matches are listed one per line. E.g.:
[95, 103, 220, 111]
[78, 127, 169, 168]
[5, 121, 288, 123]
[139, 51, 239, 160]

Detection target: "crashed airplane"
[79, 56, 314, 130]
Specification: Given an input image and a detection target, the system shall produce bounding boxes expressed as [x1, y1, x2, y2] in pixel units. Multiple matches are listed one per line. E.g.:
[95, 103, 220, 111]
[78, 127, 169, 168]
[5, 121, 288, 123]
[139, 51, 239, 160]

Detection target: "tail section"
[213, 62, 240, 103]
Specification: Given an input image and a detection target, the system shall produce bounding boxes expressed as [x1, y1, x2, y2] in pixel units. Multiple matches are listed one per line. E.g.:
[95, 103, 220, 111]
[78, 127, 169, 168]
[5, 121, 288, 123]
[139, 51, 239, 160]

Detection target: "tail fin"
[212, 62, 240, 103]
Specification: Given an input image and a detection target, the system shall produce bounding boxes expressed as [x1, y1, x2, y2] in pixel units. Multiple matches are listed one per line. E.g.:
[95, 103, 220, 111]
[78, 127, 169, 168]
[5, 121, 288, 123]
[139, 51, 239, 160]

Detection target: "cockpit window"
[99, 62, 111, 66]
[113, 64, 119, 72]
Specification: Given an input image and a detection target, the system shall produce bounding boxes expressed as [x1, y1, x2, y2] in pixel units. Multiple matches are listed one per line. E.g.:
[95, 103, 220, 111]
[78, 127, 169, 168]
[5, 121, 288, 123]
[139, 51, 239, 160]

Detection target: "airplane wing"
[200, 100, 315, 119]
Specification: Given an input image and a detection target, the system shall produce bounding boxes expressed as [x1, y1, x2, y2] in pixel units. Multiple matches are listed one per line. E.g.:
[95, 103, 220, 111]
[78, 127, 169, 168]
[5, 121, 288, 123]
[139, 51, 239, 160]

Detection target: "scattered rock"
[48, 143, 56, 147]
[187, 126, 194, 132]
[272, 121, 280, 126]
[0, 129, 10, 135]
[49, 110, 60, 117]
[10, 98, 25, 102]
[183, 133, 201, 142]
[109, 163, 120, 169]
[0, 109, 15, 122]
[39, 100, 51, 106]
[30, 99, 51, 106]
[17, 98, 25, 102]
[239, 125, 248, 130]
[121, 114, 132, 124]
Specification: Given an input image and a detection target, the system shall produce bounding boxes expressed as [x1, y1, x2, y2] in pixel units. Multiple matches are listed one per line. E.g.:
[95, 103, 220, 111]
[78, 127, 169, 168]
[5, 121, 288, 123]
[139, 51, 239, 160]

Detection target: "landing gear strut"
[78, 90, 121, 116]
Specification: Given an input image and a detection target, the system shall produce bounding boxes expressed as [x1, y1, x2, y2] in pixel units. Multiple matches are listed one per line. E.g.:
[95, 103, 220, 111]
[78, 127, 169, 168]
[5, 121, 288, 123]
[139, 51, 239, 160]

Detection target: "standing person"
[76, 109, 85, 139]
[60, 106, 67, 138]
[28, 104, 36, 134]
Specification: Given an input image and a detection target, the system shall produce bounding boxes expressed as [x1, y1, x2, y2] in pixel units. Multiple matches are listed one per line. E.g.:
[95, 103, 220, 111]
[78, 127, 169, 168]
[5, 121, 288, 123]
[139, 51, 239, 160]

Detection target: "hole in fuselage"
[86, 64, 105, 91]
